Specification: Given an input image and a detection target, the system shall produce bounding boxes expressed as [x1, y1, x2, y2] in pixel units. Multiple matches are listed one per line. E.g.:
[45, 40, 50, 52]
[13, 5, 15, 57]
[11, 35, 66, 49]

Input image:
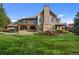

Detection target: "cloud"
[61, 18, 73, 25]
[58, 14, 64, 18]
[67, 21, 73, 24]
[12, 20, 17, 22]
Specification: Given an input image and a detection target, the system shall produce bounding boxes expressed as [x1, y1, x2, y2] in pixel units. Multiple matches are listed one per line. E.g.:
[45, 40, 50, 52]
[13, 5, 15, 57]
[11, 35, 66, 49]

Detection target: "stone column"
[60, 26, 62, 30]
[53, 25, 56, 31]
[57, 26, 59, 30]
[37, 15, 40, 32]
[35, 25, 37, 32]
[17, 25, 20, 34]
[27, 26, 30, 32]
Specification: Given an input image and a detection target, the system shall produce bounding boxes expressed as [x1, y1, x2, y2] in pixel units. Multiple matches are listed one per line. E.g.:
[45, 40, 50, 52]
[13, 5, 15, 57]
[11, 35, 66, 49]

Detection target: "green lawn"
[0, 33, 79, 55]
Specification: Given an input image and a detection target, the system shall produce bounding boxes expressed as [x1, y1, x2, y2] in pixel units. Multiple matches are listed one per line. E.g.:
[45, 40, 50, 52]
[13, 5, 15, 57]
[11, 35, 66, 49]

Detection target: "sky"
[4, 3, 79, 24]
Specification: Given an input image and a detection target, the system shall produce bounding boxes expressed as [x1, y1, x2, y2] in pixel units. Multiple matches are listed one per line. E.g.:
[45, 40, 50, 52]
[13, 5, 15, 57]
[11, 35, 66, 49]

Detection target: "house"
[7, 5, 66, 34]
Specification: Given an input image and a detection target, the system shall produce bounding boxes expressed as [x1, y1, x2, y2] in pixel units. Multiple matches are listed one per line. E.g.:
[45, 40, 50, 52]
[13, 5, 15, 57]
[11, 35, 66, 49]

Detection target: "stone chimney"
[43, 5, 52, 31]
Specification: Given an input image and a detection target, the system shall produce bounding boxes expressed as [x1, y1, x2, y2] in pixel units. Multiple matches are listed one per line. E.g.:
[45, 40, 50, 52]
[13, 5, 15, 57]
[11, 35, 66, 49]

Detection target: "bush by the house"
[39, 31, 59, 36]
[57, 29, 73, 34]
[0, 29, 8, 32]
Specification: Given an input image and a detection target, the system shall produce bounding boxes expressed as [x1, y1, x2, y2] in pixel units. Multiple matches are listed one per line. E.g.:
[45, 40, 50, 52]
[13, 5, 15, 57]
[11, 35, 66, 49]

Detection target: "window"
[23, 20, 28, 23]
[51, 17, 57, 23]
[39, 16, 44, 24]
[31, 20, 36, 25]
[51, 18, 53, 22]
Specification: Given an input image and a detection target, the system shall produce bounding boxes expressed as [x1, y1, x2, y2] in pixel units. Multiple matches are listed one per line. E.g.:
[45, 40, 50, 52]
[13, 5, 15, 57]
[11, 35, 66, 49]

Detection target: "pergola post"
[57, 26, 59, 30]
[17, 25, 20, 34]
[35, 25, 38, 32]
[27, 26, 30, 32]
[60, 26, 62, 30]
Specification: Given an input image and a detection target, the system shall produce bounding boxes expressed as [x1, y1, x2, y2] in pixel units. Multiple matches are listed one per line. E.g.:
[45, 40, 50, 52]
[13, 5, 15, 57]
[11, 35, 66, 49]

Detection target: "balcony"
[18, 20, 37, 26]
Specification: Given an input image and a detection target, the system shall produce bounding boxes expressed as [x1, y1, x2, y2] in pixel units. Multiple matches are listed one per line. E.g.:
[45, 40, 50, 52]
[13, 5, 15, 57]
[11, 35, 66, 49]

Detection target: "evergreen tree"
[73, 12, 79, 35]
[0, 3, 11, 29]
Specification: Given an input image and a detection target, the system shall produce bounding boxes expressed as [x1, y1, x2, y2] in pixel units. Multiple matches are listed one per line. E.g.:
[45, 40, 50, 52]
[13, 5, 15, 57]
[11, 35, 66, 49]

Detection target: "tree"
[73, 12, 79, 35]
[0, 3, 11, 30]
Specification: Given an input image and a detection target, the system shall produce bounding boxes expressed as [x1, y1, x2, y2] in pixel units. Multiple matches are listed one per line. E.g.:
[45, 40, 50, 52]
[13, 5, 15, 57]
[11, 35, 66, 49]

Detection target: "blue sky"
[4, 3, 79, 24]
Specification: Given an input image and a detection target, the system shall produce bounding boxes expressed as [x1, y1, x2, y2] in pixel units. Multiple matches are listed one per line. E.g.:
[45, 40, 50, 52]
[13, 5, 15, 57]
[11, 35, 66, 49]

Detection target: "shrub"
[0, 29, 8, 32]
[57, 30, 73, 34]
[57, 30, 63, 34]
[39, 31, 59, 36]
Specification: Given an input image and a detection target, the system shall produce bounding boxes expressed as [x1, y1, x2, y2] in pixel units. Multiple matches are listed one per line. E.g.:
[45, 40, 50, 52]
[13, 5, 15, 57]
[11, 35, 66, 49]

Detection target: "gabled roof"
[36, 5, 58, 18]
[18, 16, 37, 21]
[16, 5, 58, 21]
[50, 10, 57, 18]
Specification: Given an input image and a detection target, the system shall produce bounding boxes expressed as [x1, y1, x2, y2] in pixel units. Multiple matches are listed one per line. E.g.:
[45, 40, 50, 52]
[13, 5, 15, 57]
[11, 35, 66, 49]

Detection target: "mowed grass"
[0, 33, 79, 55]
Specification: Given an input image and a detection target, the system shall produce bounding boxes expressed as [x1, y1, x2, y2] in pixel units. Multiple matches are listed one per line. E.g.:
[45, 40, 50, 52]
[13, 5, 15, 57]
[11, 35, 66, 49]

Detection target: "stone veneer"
[43, 6, 52, 31]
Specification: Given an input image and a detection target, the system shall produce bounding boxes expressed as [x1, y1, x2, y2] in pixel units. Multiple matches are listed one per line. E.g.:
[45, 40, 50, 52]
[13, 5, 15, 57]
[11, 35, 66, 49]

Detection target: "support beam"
[17, 25, 20, 34]
[27, 26, 30, 32]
